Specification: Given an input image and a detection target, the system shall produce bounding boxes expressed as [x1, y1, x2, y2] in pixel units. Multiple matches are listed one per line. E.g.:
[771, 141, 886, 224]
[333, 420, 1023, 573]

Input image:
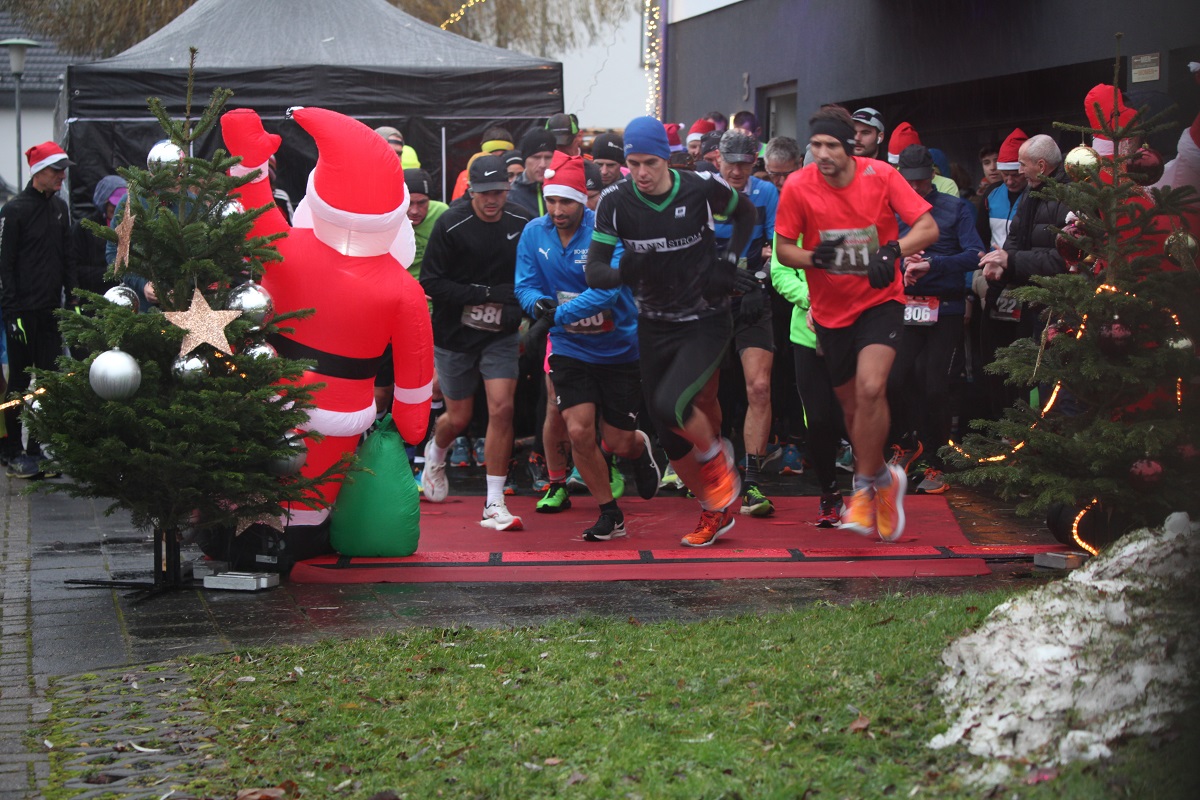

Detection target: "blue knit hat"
[623, 116, 670, 160]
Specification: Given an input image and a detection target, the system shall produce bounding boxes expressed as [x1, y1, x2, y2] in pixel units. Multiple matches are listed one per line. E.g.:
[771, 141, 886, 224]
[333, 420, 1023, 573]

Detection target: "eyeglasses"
[766, 169, 796, 180]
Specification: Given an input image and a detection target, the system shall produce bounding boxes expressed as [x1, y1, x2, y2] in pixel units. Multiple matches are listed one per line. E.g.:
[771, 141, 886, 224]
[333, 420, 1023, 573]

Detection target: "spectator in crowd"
[687, 118, 716, 158]
[546, 113, 583, 157]
[591, 133, 625, 187]
[509, 128, 557, 217]
[851, 107, 886, 161]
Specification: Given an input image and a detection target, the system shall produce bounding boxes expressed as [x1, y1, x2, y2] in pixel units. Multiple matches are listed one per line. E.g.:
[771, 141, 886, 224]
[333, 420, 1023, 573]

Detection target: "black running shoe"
[583, 512, 626, 542]
[631, 429, 661, 500]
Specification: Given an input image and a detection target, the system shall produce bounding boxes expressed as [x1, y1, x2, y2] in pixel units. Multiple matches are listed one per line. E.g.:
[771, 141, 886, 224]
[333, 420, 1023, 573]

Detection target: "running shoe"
[527, 452, 550, 493]
[472, 437, 487, 468]
[779, 443, 805, 475]
[5, 454, 40, 480]
[875, 465, 908, 542]
[421, 439, 449, 503]
[681, 507, 735, 547]
[610, 462, 626, 500]
[816, 492, 843, 528]
[414, 467, 423, 495]
[480, 500, 523, 531]
[449, 436, 471, 468]
[631, 429, 661, 500]
[583, 512, 627, 542]
[659, 464, 686, 490]
[38, 459, 61, 479]
[915, 467, 948, 495]
[536, 483, 571, 513]
[566, 467, 588, 494]
[739, 482, 774, 517]
[504, 457, 520, 496]
[839, 487, 876, 537]
[835, 441, 854, 473]
[697, 438, 740, 512]
[888, 441, 924, 475]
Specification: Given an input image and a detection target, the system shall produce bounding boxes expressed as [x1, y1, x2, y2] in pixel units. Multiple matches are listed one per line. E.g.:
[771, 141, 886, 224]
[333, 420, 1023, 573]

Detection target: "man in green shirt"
[404, 169, 448, 280]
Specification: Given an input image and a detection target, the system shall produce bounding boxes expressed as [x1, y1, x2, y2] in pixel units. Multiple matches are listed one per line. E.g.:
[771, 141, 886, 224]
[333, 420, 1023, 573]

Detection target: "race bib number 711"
[820, 226, 880, 276]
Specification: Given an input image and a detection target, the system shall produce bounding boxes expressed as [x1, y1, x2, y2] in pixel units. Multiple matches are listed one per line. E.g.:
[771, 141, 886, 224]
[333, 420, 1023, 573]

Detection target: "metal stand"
[66, 527, 193, 604]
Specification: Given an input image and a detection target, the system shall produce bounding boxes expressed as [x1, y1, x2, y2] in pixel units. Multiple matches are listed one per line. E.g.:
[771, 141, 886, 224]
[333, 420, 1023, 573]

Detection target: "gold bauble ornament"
[1165, 230, 1198, 268]
[1064, 145, 1100, 181]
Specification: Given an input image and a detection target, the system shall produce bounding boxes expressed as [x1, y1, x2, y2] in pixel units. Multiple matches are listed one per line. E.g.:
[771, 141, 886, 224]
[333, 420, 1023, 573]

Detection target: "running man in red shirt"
[775, 106, 938, 541]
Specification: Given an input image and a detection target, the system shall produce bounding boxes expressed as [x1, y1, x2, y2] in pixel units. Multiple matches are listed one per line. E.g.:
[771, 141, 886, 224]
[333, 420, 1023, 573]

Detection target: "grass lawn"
[39, 589, 1199, 798]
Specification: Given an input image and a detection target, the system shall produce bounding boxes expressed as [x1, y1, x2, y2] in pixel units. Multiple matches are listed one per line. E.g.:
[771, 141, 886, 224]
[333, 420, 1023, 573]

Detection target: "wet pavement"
[0, 463, 1062, 798]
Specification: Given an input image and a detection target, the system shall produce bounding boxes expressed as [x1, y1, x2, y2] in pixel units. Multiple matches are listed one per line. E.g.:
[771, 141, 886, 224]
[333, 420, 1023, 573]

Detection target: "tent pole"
[441, 126, 447, 201]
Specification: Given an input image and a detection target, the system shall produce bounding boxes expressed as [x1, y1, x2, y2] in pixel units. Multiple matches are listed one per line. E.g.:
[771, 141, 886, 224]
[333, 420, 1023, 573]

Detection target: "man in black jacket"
[0, 142, 73, 478]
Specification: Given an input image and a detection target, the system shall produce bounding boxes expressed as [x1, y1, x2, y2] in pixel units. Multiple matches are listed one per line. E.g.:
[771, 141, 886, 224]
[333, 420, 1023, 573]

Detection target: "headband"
[482, 139, 514, 153]
[810, 118, 856, 155]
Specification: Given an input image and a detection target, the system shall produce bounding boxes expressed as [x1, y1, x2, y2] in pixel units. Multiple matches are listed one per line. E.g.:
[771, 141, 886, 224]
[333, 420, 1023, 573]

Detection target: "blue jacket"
[898, 189, 984, 316]
[713, 175, 777, 271]
[515, 208, 638, 364]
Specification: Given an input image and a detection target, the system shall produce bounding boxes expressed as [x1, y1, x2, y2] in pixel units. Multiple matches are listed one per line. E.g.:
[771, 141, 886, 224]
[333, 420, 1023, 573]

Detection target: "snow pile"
[930, 513, 1200, 776]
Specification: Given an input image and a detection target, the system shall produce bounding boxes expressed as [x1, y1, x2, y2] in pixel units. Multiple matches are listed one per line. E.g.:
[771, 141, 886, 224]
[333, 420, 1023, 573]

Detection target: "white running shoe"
[421, 439, 449, 503]
[480, 500, 523, 531]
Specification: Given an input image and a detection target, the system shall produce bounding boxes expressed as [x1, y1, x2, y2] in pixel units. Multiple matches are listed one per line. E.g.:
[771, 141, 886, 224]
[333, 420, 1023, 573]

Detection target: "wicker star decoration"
[112, 205, 135, 276]
[163, 288, 242, 357]
[235, 507, 287, 537]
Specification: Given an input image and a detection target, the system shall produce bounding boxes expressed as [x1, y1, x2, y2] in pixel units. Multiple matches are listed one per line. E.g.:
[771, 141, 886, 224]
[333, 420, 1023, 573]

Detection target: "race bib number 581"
[461, 302, 505, 331]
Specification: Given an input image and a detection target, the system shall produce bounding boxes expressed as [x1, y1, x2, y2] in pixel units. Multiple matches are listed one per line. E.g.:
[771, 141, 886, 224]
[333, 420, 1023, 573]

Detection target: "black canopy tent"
[60, 0, 562, 215]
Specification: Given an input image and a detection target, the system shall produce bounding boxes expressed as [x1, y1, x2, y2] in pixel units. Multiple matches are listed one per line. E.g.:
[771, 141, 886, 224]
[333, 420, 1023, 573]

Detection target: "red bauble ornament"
[1128, 459, 1163, 489]
[1097, 318, 1133, 356]
[1055, 221, 1087, 268]
[1126, 147, 1164, 186]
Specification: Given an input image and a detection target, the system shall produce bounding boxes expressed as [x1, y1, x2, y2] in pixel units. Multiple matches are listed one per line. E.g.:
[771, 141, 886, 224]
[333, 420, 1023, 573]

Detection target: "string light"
[1070, 498, 1101, 556]
[0, 385, 46, 412]
[642, 0, 662, 116]
[440, 0, 490, 29]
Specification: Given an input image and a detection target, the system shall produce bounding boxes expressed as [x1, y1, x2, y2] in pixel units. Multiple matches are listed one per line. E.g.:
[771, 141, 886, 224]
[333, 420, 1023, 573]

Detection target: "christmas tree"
[948, 69, 1200, 553]
[24, 52, 340, 581]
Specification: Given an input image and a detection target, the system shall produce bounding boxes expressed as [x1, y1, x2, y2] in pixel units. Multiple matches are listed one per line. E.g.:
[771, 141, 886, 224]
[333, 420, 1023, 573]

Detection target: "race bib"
[556, 290, 614, 335]
[461, 302, 506, 332]
[989, 289, 1022, 323]
[903, 296, 940, 326]
[820, 226, 880, 276]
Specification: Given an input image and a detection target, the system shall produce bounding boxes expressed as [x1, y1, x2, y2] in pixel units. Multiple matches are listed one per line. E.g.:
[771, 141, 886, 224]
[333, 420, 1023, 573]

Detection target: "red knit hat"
[997, 128, 1029, 171]
[25, 141, 73, 174]
[887, 122, 921, 164]
[292, 107, 406, 216]
[1084, 84, 1136, 154]
[542, 151, 587, 205]
[687, 118, 716, 144]
[664, 122, 684, 152]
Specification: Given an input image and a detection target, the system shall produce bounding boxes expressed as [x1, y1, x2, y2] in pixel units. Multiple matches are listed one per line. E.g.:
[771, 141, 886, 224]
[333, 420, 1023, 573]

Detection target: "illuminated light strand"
[1070, 498, 1101, 556]
[642, 0, 662, 116]
[951, 283, 1187, 462]
[440, 0, 490, 29]
[0, 385, 46, 413]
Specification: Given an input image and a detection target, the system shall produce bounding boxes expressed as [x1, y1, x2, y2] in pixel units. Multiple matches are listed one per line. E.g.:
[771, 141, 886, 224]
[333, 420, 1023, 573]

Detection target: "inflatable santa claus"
[220, 107, 433, 566]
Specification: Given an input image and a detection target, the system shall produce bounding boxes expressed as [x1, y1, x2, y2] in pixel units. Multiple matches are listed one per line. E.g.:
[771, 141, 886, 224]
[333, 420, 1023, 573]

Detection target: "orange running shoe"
[697, 438, 740, 511]
[839, 487, 876, 537]
[875, 464, 908, 542]
[681, 507, 735, 547]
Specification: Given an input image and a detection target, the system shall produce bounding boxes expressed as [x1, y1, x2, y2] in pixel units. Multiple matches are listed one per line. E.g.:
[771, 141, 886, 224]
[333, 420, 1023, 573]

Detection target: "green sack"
[330, 415, 421, 557]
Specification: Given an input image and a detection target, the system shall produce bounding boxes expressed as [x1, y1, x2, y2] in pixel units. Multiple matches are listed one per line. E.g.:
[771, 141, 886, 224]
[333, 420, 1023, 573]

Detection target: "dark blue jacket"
[898, 188, 983, 315]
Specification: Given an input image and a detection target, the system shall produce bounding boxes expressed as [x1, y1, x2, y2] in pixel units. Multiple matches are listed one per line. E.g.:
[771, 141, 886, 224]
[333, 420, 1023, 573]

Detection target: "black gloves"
[488, 283, 516, 304]
[499, 301, 523, 333]
[867, 241, 903, 289]
[5, 318, 24, 345]
[534, 297, 558, 323]
[732, 269, 761, 295]
[811, 235, 845, 270]
[736, 286, 766, 324]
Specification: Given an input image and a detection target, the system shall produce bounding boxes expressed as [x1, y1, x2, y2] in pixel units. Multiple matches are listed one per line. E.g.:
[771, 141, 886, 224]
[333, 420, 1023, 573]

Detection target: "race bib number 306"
[820, 226, 880, 276]
[462, 302, 505, 331]
[903, 296, 940, 326]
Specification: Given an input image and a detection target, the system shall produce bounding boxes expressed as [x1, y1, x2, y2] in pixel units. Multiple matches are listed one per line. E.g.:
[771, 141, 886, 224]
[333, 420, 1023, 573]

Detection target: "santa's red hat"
[542, 151, 588, 205]
[887, 122, 921, 164]
[25, 141, 73, 174]
[997, 128, 1029, 171]
[1085, 84, 1136, 155]
[664, 122, 684, 152]
[687, 118, 716, 144]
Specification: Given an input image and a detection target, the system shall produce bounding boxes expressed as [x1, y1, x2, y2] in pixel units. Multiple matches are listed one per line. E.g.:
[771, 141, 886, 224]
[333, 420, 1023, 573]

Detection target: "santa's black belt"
[267, 333, 386, 381]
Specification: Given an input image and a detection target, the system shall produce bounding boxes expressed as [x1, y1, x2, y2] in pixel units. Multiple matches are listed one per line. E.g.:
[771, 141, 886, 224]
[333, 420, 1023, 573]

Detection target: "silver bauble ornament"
[172, 353, 209, 382]
[219, 199, 245, 219]
[1064, 145, 1100, 181]
[1170, 336, 1194, 351]
[268, 433, 307, 476]
[226, 281, 274, 327]
[146, 139, 185, 171]
[102, 285, 140, 309]
[89, 348, 142, 400]
[242, 341, 277, 360]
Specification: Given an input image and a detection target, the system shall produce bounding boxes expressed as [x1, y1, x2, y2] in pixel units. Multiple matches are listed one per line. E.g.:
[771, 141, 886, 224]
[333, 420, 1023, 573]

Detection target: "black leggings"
[638, 314, 731, 461]
[4, 309, 61, 457]
[792, 342, 844, 492]
[887, 315, 963, 466]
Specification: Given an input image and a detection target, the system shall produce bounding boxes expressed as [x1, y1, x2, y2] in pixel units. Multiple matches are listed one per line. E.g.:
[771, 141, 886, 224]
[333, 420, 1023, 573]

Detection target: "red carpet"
[290, 495, 1056, 583]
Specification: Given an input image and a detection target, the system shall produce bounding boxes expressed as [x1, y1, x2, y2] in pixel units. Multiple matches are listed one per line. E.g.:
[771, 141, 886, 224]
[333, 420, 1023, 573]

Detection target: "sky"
[554, 11, 647, 131]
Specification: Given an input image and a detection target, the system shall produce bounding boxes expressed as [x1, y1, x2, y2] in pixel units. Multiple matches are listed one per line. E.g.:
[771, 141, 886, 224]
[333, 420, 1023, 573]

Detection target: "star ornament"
[235, 508, 287, 537]
[164, 289, 242, 357]
[113, 205, 135, 276]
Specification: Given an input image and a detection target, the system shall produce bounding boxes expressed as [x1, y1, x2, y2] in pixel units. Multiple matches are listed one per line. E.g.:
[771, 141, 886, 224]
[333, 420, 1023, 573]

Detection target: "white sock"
[429, 439, 449, 465]
[485, 474, 506, 506]
[695, 440, 722, 462]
